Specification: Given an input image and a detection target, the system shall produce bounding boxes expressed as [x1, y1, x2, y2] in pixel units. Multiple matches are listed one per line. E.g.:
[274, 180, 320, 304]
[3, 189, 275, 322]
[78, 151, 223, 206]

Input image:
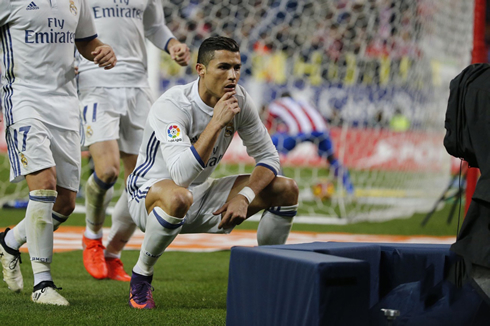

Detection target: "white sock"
[104, 251, 120, 259]
[9, 219, 26, 250]
[26, 190, 57, 277]
[105, 190, 136, 256]
[7, 210, 67, 250]
[257, 205, 297, 245]
[5, 228, 22, 250]
[33, 270, 52, 286]
[85, 173, 114, 236]
[134, 207, 184, 276]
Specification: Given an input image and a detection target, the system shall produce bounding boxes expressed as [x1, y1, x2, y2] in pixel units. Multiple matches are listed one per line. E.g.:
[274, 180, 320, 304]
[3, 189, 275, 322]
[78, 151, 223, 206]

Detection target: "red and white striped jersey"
[265, 97, 328, 135]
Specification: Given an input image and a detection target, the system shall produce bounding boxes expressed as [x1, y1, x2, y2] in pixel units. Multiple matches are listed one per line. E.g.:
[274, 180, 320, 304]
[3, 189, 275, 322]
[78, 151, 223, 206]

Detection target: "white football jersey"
[0, 0, 97, 131]
[127, 79, 281, 201]
[77, 0, 175, 89]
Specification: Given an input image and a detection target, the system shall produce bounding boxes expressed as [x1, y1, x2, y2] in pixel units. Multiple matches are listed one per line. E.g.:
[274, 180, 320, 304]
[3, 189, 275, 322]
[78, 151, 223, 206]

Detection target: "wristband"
[238, 186, 255, 204]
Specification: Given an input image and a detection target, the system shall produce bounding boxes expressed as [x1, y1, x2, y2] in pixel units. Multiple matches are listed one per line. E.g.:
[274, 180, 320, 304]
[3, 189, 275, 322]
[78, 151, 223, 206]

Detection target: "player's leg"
[80, 88, 123, 279]
[22, 168, 69, 306]
[82, 140, 119, 279]
[315, 131, 354, 195]
[227, 175, 299, 245]
[0, 119, 65, 304]
[28, 124, 80, 305]
[128, 179, 192, 309]
[105, 87, 152, 281]
[104, 151, 137, 281]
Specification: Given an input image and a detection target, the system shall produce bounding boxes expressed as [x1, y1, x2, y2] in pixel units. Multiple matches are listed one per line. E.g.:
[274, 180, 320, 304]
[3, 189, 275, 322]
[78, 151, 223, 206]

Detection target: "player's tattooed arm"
[76, 38, 117, 70]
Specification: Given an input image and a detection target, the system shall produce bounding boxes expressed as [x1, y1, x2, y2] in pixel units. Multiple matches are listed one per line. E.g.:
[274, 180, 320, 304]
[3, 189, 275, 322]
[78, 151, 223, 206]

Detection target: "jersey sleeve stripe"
[256, 163, 278, 176]
[75, 34, 97, 42]
[190, 145, 205, 168]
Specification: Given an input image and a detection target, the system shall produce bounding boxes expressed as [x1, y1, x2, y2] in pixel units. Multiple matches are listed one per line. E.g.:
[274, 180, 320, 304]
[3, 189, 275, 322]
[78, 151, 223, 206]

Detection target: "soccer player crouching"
[126, 36, 299, 309]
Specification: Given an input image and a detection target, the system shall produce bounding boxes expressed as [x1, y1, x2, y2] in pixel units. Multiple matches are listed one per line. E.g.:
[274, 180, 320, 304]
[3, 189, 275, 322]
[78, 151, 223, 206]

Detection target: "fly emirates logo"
[93, 0, 143, 20]
[25, 18, 75, 44]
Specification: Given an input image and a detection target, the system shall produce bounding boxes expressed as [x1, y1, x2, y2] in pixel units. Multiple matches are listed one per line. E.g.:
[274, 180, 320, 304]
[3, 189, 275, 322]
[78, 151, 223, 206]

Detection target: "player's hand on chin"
[92, 45, 117, 70]
[212, 91, 240, 128]
[214, 195, 249, 229]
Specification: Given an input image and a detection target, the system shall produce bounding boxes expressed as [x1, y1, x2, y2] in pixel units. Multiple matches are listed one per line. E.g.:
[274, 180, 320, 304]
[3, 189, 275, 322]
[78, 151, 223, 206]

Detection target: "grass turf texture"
[0, 250, 229, 325]
[0, 201, 461, 324]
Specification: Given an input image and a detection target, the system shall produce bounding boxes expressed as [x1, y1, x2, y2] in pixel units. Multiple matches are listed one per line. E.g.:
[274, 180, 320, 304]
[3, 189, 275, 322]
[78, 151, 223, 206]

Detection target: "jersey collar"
[192, 79, 214, 116]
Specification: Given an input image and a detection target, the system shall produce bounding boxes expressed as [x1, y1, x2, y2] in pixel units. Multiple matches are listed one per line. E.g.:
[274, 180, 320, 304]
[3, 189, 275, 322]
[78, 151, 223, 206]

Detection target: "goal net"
[0, 0, 475, 223]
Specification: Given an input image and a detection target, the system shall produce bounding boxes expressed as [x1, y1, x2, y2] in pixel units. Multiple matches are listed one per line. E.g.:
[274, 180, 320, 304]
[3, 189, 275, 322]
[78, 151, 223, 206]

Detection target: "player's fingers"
[213, 203, 227, 216]
[176, 51, 190, 66]
[95, 50, 114, 65]
[219, 91, 236, 102]
[90, 47, 102, 57]
[218, 211, 232, 229]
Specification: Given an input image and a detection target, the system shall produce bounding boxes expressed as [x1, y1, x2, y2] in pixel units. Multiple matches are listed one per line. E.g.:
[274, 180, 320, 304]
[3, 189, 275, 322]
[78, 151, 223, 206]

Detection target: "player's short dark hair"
[197, 36, 240, 66]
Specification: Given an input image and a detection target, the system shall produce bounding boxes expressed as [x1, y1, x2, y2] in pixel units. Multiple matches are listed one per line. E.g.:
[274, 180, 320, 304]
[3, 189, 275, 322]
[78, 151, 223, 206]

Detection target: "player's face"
[201, 50, 241, 101]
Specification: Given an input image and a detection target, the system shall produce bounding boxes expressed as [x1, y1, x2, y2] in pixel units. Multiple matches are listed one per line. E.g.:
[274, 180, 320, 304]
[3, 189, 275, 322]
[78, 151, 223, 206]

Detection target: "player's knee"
[96, 165, 119, 184]
[167, 188, 193, 217]
[277, 177, 299, 205]
[56, 199, 76, 216]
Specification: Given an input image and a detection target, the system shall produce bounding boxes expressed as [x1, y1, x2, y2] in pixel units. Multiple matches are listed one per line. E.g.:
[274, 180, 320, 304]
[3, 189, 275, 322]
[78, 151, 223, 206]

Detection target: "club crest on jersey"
[86, 126, 93, 137]
[69, 0, 78, 15]
[224, 122, 234, 137]
[167, 124, 182, 142]
[20, 153, 28, 167]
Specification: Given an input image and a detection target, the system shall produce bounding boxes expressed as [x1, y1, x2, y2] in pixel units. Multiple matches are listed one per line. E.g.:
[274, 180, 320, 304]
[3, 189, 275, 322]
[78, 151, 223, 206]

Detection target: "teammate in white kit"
[0, 0, 116, 306]
[126, 36, 299, 309]
[77, 0, 190, 282]
[265, 92, 354, 194]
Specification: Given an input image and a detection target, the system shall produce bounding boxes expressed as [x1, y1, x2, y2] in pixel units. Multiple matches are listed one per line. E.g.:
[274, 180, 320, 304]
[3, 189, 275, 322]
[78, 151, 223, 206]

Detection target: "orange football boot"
[106, 257, 131, 282]
[82, 235, 108, 279]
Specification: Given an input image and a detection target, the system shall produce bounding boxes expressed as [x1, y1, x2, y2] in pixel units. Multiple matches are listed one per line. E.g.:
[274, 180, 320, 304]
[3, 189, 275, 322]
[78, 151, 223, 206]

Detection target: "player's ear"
[196, 63, 206, 77]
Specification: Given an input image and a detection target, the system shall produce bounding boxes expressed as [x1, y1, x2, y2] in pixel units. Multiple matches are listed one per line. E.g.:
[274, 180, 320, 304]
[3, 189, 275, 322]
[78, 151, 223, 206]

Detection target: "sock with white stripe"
[134, 207, 184, 276]
[25, 190, 57, 278]
[257, 205, 297, 245]
[105, 190, 136, 257]
[85, 172, 115, 239]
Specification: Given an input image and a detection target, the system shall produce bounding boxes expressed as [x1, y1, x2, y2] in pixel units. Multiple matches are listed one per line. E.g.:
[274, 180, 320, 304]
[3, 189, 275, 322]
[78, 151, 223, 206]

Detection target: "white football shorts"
[6, 118, 81, 192]
[129, 175, 239, 234]
[79, 87, 153, 155]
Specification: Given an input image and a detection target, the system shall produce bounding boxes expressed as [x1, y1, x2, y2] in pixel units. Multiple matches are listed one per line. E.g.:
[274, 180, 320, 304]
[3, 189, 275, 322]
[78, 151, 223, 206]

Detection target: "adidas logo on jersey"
[26, 1, 39, 10]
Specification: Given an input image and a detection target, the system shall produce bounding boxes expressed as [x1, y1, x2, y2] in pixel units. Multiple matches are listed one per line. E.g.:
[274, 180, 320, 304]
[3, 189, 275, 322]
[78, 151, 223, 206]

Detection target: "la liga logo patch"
[167, 124, 183, 142]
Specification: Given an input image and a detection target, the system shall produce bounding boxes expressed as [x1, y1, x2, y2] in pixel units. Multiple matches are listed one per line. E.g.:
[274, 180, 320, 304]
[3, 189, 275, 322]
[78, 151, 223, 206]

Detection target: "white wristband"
[238, 186, 255, 204]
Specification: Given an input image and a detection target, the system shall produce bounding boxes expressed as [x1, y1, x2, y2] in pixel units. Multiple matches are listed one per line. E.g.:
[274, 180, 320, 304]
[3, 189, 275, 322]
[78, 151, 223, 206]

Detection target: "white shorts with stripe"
[128, 175, 239, 234]
[79, 87, 153, 155]
[6, 118, 81, 192]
